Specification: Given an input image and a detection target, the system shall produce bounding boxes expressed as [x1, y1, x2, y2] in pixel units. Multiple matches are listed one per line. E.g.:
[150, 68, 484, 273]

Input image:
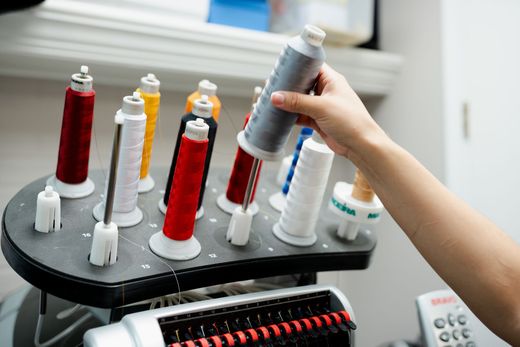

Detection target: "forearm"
[350, 135, 520, 344]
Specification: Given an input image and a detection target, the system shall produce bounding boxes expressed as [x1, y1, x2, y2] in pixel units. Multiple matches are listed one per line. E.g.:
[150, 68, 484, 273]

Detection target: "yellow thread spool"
[186, 80, 221, 121]
[351, 169, 375, 202]
[137, 74, 161, 187]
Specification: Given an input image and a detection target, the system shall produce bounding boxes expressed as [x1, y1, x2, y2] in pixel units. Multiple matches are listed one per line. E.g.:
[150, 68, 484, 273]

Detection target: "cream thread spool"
[93, 92, 146, 227]
[272, 132, 334, 246]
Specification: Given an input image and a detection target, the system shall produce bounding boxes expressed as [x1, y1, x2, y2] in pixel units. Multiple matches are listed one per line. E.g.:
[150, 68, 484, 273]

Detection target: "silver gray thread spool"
[238, 25, 326, 161]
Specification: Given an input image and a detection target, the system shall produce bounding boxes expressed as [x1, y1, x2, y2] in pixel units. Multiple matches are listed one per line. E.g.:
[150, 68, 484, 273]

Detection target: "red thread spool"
[163, 123, 208, 241]
[225, 113, 263, 204]
[162, 96, 217, 217]
[56, 69, 95, 184]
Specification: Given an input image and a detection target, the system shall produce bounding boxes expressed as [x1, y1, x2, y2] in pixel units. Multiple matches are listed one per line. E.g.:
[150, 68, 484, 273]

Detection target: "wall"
[442, 0, 520, 244]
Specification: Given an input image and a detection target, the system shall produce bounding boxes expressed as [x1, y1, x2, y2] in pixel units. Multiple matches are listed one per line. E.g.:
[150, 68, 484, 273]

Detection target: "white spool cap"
[192, 95, 213, 118]
[138, 175, 155, 193]
[185, 118, 209, 141]
[35, 186, 61, 233]
[139, 73, 160, 94]
[93, 202, 143, 228]
[149, 231, 201, 261]
[268, 191, 286, 212]
[198, 79, 217, 97]
[89, 221, 118, 266]
[216, 194, 259, 215]
[122, 92, 145, 115]
[226, 206, 254, 246]
[329, 181, 384, 224]
[70, 65, 93, 92]
[273, 223, 317, 247]
[46, 175, 95, 199]
[237, 130, 284, 161]
[276, 155, 293, 187]
[328, 181, 384, 240]
[301, 25, 326, 47]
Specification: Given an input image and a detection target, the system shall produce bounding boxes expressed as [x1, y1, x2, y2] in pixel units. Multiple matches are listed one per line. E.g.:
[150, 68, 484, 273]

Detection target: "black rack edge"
[1, 221, 375, 308]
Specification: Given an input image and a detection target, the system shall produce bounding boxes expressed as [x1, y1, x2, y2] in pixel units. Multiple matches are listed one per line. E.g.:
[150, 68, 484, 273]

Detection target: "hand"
[271, 64, 388, 160]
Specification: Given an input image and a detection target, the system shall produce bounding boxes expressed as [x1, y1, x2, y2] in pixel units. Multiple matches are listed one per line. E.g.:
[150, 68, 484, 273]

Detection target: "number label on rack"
[141, 264, 151, 269]
[82, 233, 92, 238]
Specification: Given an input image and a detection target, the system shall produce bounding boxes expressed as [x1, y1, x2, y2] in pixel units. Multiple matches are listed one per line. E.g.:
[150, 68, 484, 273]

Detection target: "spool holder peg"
[226, 157, 261, 246]
[34, 186, 61, 233]
[89, 116, 123, 267]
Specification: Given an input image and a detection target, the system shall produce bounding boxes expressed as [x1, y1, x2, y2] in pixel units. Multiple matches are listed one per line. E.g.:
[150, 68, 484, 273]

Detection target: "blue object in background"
[208, 0, 270, 32]
[282, 127, 314, 196]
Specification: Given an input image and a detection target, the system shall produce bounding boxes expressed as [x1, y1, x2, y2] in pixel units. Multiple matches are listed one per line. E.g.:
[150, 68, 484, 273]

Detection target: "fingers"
[315, 63, 342, 94]
[320, 63, 337, 77]
[295, 115, 317, 130]
[271, 91, 325, 119]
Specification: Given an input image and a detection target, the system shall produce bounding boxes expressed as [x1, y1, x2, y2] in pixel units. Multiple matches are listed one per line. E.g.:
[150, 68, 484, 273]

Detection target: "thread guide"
[1, 168, 376, 308]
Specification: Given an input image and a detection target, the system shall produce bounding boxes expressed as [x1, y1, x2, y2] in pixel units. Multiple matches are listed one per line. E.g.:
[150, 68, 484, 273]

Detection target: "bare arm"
[271, 64, 520, 344]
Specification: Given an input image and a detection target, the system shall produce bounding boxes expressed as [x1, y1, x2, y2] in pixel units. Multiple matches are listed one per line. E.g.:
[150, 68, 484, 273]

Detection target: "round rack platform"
[2, 168, 377, 308]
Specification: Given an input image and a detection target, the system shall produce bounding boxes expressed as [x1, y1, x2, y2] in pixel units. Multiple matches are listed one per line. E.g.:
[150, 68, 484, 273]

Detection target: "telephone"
[416, 289, 477, 346]
[383, 288, 508, 347]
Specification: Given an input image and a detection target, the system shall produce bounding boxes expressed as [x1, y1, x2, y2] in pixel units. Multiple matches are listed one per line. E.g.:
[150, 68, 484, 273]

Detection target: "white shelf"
[0, 0, 402, 97]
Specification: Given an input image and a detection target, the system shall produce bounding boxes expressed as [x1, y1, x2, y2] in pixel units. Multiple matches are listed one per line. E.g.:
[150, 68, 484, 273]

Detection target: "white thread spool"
[35, 186, 61, 233]
[93, 92, 146, 227]
[273, 133, 334, 246]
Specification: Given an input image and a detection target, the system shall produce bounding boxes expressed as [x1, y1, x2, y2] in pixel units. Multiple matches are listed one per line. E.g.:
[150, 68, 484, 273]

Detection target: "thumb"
[271, 91, 324, 119]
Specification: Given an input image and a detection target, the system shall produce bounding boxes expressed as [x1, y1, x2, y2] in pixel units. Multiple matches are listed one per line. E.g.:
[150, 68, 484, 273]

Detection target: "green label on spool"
[331, 197, 356, 216]
[368, 212, 380, 219]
